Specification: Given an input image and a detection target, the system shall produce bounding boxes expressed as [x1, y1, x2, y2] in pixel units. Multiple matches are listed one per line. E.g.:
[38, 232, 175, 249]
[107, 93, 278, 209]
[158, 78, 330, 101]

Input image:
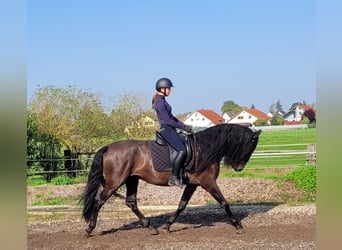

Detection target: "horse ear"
[253, 129, 262, 138]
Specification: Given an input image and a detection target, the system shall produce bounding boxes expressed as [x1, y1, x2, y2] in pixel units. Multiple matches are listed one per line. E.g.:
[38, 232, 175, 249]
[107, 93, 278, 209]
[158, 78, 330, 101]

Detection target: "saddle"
[148, 130, 195, 172]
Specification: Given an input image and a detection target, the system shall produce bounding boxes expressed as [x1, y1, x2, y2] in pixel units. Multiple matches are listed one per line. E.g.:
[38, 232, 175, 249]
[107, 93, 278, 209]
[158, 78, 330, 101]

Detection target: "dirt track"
[27, 179, 316, 249]
[28, 204, 315, 249]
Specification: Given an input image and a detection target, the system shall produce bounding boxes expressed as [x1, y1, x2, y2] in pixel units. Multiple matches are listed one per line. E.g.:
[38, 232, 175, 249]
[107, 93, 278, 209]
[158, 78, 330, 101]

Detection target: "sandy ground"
[27, 178, 316, 249]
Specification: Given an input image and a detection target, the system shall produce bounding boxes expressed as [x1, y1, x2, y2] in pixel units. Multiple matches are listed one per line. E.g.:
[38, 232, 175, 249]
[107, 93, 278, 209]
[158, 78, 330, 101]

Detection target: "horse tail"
[81, 145, 108, 222]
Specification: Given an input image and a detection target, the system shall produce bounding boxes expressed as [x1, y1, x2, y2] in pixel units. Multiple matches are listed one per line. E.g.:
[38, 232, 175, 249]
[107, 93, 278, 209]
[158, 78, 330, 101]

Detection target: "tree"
[27, 110, 62, 181]
[28, 85, 112, 153]
[271, 114, 285, 125]
[289, 102, 302, 111]
[110, 91, 152, 139]
[221, 100, 243, 113]
[303, 109, 316, 124]
[254, 118, 269, 126]
[269, 99, 284, 115]
[27, 111, 40, 168]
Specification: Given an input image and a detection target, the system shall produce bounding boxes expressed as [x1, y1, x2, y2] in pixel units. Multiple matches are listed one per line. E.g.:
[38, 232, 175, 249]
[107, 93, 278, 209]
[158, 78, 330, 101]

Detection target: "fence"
[27, 143, 316, 179]
[27, 152, 94, 179]
[248, 143, 316, 167]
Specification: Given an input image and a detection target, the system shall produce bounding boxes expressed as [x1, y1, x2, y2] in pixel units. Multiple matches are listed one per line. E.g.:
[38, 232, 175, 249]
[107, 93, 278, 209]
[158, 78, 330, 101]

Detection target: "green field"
[248, 127, 316, 168]
[256, 127, 316, 149]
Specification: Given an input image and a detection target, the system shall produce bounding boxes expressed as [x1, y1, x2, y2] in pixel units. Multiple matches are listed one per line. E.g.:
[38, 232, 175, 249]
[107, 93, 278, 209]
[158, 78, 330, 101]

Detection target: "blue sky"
[27, 0, 315, 115]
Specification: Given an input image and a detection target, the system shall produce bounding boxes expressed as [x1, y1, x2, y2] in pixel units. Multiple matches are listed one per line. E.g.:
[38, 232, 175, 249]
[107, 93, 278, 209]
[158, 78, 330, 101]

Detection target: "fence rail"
[27, 143, 316, 178]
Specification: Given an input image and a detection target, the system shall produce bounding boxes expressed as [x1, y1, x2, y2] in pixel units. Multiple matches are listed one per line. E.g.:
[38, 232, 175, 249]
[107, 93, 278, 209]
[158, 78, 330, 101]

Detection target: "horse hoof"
[236, 228, 244, 234]
[85, 228, 93, 236]
[149, 226, 159, 235]
[160, 224, 171, 233]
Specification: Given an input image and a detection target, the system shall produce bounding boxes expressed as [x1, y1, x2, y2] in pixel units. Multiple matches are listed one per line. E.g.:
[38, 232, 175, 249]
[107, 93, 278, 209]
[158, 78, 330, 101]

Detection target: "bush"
[285, 166, 316, 192]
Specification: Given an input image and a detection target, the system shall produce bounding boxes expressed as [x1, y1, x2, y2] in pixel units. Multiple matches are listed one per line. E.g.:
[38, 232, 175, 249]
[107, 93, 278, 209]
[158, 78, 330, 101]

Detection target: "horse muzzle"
[233, 163, 246, 172]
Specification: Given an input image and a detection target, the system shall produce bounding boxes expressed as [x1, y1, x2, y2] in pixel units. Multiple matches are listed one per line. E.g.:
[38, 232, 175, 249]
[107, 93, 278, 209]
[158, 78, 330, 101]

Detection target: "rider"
[152, 77, 192, 187]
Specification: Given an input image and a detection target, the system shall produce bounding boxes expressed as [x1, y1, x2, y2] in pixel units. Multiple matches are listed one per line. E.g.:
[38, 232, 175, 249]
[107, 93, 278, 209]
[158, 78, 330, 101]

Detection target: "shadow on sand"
[100, 202, 280, 236]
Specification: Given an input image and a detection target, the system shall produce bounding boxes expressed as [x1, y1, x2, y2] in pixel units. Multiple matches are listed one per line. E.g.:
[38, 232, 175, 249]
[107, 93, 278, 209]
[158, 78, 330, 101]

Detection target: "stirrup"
[168, 176, 183, 188]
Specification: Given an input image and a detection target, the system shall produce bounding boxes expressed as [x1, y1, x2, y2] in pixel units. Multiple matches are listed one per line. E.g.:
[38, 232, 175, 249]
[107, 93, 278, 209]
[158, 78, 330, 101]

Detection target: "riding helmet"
[155, 78, 174, 90]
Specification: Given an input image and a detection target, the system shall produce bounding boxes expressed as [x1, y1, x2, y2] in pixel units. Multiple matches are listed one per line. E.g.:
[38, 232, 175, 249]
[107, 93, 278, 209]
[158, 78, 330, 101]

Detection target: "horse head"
[229, 128, 261, 172]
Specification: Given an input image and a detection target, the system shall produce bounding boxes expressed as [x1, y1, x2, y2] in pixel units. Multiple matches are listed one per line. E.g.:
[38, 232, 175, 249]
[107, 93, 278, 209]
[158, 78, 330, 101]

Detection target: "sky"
[27, 0, 316, 115]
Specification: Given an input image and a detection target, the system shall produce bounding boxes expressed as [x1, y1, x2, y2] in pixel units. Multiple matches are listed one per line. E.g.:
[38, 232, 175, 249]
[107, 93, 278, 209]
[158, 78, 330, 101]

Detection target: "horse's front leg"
[165, 184, 197, 232]
[204, 181, 243, 234]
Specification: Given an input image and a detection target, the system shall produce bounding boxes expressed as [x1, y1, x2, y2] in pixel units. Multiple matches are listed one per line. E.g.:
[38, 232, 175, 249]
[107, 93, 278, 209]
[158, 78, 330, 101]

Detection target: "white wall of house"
[222, 113, 232, 123]
[284, 106, 307, 122]
[183, 111, 216, 127]
[228, 111, 257, 125]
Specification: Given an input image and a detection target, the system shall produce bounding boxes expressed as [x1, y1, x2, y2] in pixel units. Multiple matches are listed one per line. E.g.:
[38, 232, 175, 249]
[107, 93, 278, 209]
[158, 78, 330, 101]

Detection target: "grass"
[27, 174, 87, 186]
[31, 193, 76, 206]
[247, 127, 316, 168]
[256, 128, 316, 147]
[220, 165, 316, 203]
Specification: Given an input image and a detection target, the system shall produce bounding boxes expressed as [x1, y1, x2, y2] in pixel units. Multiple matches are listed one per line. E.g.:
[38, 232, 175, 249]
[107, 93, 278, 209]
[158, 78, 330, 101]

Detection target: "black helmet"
[155, 78, 173, 90]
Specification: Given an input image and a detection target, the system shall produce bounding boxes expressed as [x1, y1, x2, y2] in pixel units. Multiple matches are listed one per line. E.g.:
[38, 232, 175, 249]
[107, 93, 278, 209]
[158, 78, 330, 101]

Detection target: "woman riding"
[152, 77, 192, 187]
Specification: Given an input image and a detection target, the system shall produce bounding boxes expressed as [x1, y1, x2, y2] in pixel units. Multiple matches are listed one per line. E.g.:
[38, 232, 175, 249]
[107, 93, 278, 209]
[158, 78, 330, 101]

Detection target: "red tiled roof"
[244, 108, 270, 120]
[197, 109, 224, 125]
[285, 121, 302, 125]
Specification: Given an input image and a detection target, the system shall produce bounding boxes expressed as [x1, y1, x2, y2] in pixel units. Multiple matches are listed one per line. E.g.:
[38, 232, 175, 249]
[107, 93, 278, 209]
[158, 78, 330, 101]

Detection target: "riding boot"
[168, 150, 186, 188]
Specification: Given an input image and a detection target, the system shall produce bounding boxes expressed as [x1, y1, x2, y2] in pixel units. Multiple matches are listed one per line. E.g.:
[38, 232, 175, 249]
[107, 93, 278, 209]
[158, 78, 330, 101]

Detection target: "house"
[183, 109, 224, 128]
[283, 104, 316, 125]
[222, 111, 237, 123]
[124, 115, 157, 135]
[228, 108, 271, 126]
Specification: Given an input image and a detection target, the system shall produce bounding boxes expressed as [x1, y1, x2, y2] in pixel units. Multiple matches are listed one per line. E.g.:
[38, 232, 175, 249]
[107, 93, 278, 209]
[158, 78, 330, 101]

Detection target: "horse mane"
[194, 124, 255, 173]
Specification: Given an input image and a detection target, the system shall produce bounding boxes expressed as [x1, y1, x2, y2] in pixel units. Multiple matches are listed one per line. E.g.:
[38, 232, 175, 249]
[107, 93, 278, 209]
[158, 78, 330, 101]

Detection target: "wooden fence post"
[306, 144, 316, 165]
[64, 150, 76, 177]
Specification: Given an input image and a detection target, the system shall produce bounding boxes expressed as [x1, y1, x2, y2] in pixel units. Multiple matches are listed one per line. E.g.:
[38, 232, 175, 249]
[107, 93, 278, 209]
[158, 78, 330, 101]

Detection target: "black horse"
[81, 123, 261, 235]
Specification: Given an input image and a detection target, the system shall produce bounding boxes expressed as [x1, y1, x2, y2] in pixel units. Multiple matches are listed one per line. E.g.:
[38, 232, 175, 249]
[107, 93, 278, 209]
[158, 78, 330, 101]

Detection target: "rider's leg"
[168, 150, 186, 187]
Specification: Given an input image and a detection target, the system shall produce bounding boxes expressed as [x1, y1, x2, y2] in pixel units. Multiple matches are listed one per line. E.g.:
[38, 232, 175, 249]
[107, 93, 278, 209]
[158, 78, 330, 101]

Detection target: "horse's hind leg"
[165, 184, 197, 232]
[86, 186, 116, 235]
[203, 181, 243, 234]
[124, 176, 157, 233]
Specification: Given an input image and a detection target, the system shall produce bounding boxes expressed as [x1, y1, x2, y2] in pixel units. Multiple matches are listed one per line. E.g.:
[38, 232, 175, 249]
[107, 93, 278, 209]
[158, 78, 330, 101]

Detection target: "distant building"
[283, 104, 316, 125]
[222, 111, 237, 123]
[228, 108, 271, 126]
[183, 109, 224, 128]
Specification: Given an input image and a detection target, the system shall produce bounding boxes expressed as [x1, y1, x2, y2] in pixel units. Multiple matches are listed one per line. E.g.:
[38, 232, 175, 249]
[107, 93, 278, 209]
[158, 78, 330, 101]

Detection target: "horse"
[81, 123, 261, 235]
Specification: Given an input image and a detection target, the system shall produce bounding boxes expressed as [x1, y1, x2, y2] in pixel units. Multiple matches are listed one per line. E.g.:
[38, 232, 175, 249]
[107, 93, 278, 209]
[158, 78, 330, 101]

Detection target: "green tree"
[271, 113, 285, 125]
[221, 100, 243, 113]
[254, 118, 269, 126]
[110, 91, 151, 139]
[28, 85, 112, 153]
[27, 111, 39, 168]
[269, 99, 284, 115]
[27, 110, 62, 181]
[289, 102, 302, 111]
